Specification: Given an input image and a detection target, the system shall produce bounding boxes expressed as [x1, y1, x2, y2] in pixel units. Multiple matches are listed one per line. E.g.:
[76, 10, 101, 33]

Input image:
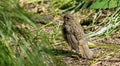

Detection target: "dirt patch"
[21, 1, 120, 66]
[54, 42, 120, 66]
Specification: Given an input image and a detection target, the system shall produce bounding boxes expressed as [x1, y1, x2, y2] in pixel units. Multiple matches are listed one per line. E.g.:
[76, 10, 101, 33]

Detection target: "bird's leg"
[79, 39, 93, 59]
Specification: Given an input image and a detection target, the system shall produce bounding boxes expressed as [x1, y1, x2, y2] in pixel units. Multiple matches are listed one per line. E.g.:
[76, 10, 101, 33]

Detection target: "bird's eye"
[64, 16, 70, 21]
[66, 17, 69, 20]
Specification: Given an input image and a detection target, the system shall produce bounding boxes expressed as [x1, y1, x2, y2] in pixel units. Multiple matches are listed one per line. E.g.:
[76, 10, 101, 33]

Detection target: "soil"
[54, 32, 120, 66]
[20, 1, 120, 66]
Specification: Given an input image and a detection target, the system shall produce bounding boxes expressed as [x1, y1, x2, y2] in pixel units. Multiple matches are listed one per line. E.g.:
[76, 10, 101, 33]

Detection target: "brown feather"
[62, 13, 93, 59]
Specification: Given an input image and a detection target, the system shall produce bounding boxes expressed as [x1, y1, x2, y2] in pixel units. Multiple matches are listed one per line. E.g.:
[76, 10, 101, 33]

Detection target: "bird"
[62, 13, 93, 59]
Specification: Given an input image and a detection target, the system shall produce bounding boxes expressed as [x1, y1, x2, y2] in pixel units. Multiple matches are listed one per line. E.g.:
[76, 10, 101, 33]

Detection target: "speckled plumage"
[62, 14, 93, 59]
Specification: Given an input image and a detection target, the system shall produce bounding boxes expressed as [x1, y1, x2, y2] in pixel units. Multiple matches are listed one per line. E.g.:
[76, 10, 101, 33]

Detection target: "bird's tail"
[79, 39, 93, 59]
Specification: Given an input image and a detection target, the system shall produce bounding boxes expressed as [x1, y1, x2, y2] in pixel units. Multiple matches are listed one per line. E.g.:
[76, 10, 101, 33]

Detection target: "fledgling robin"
[62, 13, 93, 59]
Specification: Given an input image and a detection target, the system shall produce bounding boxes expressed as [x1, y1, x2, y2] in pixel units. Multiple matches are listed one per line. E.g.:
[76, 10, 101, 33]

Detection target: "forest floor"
[55, 31, 120, 66]
[22, 1, 120, 66]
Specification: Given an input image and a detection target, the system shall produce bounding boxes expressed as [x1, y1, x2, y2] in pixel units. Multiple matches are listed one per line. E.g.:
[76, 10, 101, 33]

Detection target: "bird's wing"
[66, 34, 79, 52]
[63, 25, 79, 52]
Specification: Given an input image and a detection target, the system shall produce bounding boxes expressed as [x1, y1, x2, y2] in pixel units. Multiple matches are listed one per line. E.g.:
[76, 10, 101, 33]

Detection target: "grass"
[90, 44, 120, 66]
[0, 0, 66, 66]
[1, 0, 120, 66]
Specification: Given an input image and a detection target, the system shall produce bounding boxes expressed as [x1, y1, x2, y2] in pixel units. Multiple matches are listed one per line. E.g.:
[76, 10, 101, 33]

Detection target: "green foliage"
[90, 0, 120, 9]
[0, 0, 66, 66]
[51, 0, 120, 12]
[1, 0, 120, 66]
[87, 8, 120, 38]
[50, 0, 84, 13]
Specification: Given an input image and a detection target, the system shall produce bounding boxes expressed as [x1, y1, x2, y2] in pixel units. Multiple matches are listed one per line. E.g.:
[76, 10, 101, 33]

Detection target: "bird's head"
[63, 13, 74, 23]
[63, 13, 80, 25]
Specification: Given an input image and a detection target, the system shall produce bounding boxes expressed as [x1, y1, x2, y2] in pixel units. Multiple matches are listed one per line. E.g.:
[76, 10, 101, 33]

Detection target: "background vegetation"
[0, 0, 120, 66]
